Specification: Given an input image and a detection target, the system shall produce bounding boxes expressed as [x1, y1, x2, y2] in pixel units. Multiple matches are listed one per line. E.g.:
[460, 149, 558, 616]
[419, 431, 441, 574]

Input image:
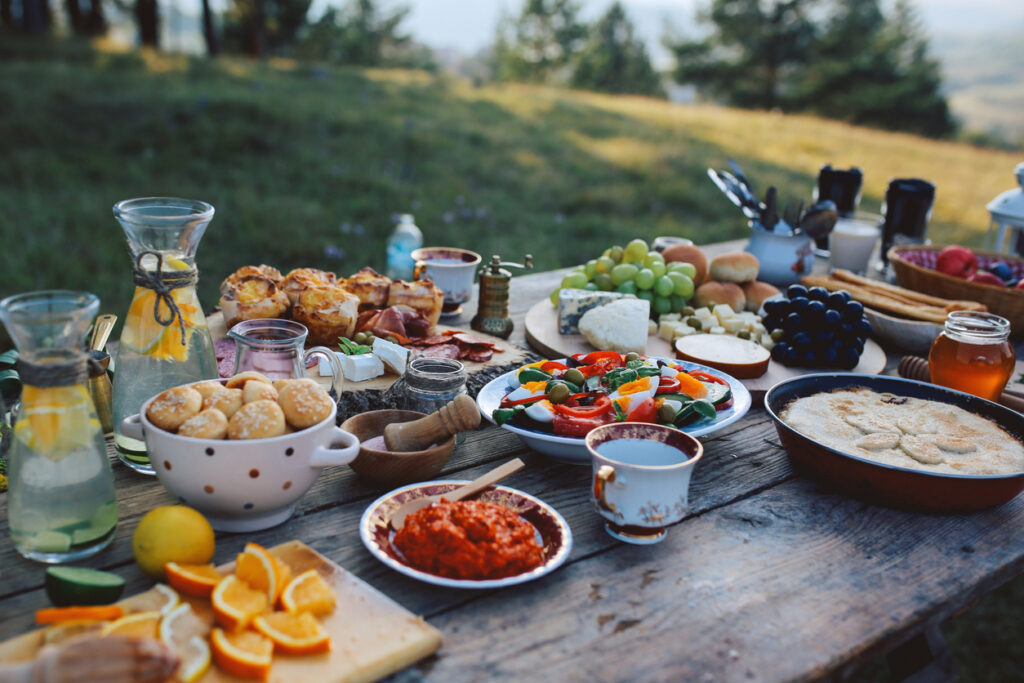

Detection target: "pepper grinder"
[88, 314, 117, 435]
[471, 254, 532, 339]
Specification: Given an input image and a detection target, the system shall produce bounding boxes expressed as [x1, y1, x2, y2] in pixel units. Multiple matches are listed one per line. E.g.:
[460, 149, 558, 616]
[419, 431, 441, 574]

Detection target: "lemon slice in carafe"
[15, 384, 100, 457]
[121, 256, 205, 362]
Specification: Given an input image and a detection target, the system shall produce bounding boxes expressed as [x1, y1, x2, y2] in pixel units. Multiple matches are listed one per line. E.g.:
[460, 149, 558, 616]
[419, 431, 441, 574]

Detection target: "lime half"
[46, 566, 126, 607]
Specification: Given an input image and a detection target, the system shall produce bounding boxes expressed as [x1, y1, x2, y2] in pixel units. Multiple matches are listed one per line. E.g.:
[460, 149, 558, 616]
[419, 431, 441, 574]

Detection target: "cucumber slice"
[705, 382, 732, 405]
[28, 530, 72, 553]
[46, 566, 126, 607]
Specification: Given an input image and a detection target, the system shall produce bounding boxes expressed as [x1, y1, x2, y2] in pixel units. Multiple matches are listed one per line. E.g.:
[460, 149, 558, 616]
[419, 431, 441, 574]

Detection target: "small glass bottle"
[928, 311, 1015, 401]
[386, 214, 423, 281]
[390, 357, 468, 442]
[0, 290, 118, 563]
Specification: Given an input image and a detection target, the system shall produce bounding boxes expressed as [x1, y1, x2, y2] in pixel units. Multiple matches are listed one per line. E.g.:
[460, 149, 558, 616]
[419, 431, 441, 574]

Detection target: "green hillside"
[1, 36, 1021, 321]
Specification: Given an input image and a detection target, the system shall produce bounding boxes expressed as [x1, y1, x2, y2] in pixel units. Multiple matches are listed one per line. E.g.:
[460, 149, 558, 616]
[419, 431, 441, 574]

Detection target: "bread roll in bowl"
[741, 280, 781, 312]
[219, 275, 290, 329]
[693, 281, 746, 311]
[292, 284, 360, 345]
[709, 252, 759, 283]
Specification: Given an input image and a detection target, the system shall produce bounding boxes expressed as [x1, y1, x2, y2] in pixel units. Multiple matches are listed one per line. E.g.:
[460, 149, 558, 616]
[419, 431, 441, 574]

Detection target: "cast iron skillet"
[765, 373, 1024, 512]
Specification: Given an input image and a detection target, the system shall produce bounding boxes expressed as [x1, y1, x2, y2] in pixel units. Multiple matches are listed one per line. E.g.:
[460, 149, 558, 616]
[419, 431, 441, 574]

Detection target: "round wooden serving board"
[524, 299, 886, 400]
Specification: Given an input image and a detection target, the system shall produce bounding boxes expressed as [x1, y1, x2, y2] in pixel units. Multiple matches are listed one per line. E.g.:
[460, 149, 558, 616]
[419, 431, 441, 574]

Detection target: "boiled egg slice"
[523, 399, 556, 423]
[607, 375, 658, 415]
[660, 363, 684, 377]
[504, 380, 549, 402]
[510, 361, 548, 389]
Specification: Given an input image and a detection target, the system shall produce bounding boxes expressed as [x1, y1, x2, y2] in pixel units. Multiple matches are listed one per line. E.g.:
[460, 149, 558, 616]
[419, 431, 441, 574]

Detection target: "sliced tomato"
[552, 412, 614, 437]
[716, 397, 734, 411]
[625, 397, 658, 423]
[552, 394, 611, 418]
[687, 370, 727, 385]
[581, 350, 623, 366]
[499, 394, 547, 407]
[656, 376, 681, 394]
[540, 361, 570, 374]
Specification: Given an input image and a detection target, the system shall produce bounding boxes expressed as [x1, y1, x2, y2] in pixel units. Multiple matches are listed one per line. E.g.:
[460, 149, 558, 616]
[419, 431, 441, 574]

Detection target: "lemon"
[132, 506, 215, 579]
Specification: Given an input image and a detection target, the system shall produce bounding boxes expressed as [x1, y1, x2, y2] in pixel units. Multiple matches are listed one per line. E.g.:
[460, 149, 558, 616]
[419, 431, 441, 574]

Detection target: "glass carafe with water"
[228, 318, 343, 397]
[0, 290, 117, 562]
[111, 197, 219, 474]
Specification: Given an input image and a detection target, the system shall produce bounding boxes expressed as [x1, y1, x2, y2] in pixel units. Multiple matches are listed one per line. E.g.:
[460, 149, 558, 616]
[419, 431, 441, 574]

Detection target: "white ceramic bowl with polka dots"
[121, 383, 359, 532]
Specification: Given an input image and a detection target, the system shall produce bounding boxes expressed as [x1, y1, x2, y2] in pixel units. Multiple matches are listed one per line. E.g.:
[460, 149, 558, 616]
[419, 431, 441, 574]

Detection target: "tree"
[136, 0, 159, 46]
[570, 2, 664, 97]
[201, 0, 219, 56]
[224, 0, 312, 57]
[797, 0, 955, 137]
[295, 0, 431, 69]
[667, 0, 818, 110]
[492, 0, 587, 83]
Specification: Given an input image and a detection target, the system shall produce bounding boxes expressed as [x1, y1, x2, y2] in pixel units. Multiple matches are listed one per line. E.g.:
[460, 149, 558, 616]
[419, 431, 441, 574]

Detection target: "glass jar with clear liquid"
[0, 291, 118, 562]
[111, 198, 219, 474]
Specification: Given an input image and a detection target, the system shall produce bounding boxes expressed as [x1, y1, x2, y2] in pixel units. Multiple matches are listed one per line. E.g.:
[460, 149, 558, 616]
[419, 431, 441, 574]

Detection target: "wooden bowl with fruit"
[889, 244, 1024, 337]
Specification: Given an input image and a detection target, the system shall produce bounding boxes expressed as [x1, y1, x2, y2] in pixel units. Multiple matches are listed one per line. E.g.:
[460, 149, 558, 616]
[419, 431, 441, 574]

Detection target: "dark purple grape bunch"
[761, 284, 872, 369]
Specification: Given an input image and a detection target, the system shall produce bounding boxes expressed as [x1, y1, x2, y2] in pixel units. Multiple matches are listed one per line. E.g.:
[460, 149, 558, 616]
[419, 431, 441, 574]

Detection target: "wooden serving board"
[524, 299, 887, 399]
[0, 541, 441, 683]
[208, 312, 532, 393]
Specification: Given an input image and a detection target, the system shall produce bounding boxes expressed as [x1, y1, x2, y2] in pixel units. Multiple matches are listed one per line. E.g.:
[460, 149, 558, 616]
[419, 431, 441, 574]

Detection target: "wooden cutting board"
[208, 312, 532, 393]
[0, 541, 442, 683]
[524, 299, 887, 400]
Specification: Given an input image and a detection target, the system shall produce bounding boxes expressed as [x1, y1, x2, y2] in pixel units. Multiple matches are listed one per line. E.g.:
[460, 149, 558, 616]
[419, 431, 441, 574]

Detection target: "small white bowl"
[121, 383, 359, 532]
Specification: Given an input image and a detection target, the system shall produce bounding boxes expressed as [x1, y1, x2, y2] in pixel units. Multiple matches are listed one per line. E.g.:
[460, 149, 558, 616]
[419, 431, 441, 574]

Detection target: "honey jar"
[928, 311, 1014, 401]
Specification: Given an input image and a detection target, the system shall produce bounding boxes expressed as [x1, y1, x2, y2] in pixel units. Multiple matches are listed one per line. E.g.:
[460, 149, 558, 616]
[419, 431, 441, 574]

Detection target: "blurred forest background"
[1, 1, 1024, 680]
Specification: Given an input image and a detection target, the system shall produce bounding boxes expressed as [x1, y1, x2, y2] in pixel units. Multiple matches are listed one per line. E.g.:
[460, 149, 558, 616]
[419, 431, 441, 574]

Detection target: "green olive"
[658, 403, 677, 423]
[681, 306, 695, 317]
[386, 335, 398, 344]
[686, 316, 702, 329]
[564, 368, 585, 386]
[770, 328, 786, 342]
[365, 333, 376, 343]
[353, 332, 368, 344]
[624, 352, 641, 362]
[737, 330, 751, 340]
[547, 383, 570, 404]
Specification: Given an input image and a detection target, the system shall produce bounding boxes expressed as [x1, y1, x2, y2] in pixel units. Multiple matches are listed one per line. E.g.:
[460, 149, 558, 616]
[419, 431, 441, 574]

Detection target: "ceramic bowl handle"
[593, 465, 618, 514]
[120, 414, 144, 441]
[304, 346, 343, 399]
[309, 427, 360, 469]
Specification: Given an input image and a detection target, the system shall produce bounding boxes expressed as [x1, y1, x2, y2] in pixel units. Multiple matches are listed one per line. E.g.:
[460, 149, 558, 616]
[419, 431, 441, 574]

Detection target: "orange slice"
[210, 627, 273, 681]
[253, 611, 331, 656]
[211, 575, 268, 631]
[165, 562, 223, 598]
[100, 610, 162, 638]
[280, 569, 336, 617]
[123, 583, 179, 616]
[273, 560, 292, 609]
[160, 603, 212, 683]
[235, 543, 279, 605]
[35, 605, 123, 625]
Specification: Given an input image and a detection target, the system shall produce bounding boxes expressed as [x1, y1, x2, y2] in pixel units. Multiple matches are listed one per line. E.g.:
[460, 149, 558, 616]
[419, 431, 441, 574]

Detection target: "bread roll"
[662, 244, 708, 285]
[202, 387, 244, 420]
[228, 400, 287, 440]
[225, 371, 272, 389]
[741, 281, 781, 312]
[219, 275, 290, 329]
[178, 409, 229, 439]
[693, 281, 746, 311]
[291, 284, 360, 346]
[147, 386, 203, 432]
[279, 268, 337, 305]
[387, 279, 444, 327]
[278, 381, 334, 429]
[344, 267, 391, 310]
[192, 380, 225, 400]
[220, 265, 282, 296]
[242, 379, 278, 404]
[709, 252, 759, 283]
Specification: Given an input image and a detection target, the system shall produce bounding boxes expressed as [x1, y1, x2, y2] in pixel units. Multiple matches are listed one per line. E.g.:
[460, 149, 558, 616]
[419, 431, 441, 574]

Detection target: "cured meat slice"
[452, 333, 498, 347]
[465, 349, 493, 363]
[413, 335, 454, 346]
[214, 338, 236, 378]
[404, 316, 432, 338]
[414, 343, 461, 359]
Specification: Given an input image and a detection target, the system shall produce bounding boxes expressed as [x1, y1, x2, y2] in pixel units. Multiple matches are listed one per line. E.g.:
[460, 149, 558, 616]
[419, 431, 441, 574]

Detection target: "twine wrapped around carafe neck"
[16, 352, 103, 387]
[131, 249, 198, 347]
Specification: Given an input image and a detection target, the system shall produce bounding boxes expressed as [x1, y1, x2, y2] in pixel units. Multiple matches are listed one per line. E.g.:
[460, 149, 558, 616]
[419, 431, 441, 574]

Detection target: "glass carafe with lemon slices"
[0, 290, 118, 562]
[111, 197, 219, 474]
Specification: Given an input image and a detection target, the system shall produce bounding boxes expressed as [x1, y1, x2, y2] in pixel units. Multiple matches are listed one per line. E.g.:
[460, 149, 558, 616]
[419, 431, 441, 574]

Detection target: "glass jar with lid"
[389, 357, 468, 441]
[928, 311, 1015, 401]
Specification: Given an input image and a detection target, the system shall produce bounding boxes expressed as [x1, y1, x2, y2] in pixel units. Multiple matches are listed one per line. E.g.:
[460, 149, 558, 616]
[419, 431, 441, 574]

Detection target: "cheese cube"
[721, 317, 746, 334]
[659, 320, 680, 341]
[751, 323, 767, 337]
[648, 319, 658, 336]
[694, 307, 713, 321]
[660, 313, 681, 323]
[674, 323, 697, 337]
[320, 352, 385, 382]
[372, 337, 408, 375]
[709, 326, 726, 335]
[712, 304, 736, 320]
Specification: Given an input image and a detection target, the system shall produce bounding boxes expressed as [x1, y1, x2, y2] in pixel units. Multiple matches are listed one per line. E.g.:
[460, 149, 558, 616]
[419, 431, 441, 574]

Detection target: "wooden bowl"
[889, 244, 1024, 337]
[341, 410, 455, 487]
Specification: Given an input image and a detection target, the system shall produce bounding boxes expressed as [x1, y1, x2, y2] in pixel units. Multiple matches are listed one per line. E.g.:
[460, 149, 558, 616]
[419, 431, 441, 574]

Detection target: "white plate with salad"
[476, 351, 752, 464]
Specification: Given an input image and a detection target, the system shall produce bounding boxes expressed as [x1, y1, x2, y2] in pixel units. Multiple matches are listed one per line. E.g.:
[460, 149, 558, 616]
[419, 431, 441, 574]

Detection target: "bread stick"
[800, 275, 951, 323]
[829, 269, 986, 312]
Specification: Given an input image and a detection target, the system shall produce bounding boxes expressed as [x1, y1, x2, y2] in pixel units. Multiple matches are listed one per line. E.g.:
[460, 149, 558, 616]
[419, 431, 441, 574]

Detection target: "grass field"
[1, 36, 1023, 681]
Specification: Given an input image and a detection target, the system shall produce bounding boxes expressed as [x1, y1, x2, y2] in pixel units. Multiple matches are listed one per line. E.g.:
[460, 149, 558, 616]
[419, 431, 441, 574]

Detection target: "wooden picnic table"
[2, 239, 1023, 682]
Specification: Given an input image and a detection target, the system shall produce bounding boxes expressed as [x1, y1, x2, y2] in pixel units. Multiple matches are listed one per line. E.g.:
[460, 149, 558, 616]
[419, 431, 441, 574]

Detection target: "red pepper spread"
[394, 499, 544, 580]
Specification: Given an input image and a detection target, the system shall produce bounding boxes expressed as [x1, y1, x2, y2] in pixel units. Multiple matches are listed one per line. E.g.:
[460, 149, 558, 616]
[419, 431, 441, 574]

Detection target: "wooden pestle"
[897, 355, 1024, 413]
[383, 394, 481, 452]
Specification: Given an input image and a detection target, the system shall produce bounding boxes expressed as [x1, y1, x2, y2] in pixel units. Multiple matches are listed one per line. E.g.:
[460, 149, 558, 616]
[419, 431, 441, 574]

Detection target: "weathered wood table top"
[2, 240, 1023, 682]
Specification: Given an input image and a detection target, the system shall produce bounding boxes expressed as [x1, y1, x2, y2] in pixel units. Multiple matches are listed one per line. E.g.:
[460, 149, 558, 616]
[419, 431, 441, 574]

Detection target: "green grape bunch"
[549, 238, 697, 318]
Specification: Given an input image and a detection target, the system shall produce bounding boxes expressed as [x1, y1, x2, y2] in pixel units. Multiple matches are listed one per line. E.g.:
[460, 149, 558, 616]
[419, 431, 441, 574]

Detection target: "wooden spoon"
[383, 394, 481, 452]
[390, 457, 525, 530]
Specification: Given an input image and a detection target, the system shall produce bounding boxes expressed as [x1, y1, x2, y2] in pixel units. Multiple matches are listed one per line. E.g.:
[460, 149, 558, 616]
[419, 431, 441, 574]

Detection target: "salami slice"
[214, 338, 236, 378]
[466, 349, 493, 362]
[452, 333, 500, 348]
[411, 335, 453, 346]
[415, 343, 461, 359]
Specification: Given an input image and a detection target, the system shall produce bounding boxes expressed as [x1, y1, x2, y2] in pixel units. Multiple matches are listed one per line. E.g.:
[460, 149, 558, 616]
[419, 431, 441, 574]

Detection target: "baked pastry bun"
[202, 387, 244, 420]
[344, 267, 391, 310]
[279, 268, 337, 305]
[227, 400, 287, 440]
[387, 279, 444, 327]
[147, 386, 203, 432]
[278, 381, 334, 429]
[741, 281, 781, 312]
[291, 284, 360, 346]
[219, 275, 290, 329]
[220, 265, 283, 295]
[693, 281, 746, 311]
[709, 252, 759, 284]
[242, 379, 279, 404]
[192, 380, 225, 400]
[178, 408, 229, 439]
[225, 371, 272, 389]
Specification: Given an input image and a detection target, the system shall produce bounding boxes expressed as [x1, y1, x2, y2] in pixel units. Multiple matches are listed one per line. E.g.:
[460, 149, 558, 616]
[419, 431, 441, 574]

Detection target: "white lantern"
[987, 163, 1024, 254]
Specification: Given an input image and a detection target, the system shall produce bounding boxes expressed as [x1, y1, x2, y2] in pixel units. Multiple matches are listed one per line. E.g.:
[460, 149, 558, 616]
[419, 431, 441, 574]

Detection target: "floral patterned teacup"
[585, 423, 704, 544]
